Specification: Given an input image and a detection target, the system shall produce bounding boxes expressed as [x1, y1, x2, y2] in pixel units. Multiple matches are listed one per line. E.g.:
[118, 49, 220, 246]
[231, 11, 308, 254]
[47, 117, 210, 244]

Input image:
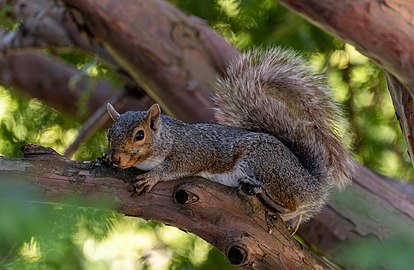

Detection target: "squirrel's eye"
[135, 130, 145, 141]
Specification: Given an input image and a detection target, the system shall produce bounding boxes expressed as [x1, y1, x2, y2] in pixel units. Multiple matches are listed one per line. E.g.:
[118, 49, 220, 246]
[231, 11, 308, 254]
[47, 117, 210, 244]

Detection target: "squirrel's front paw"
[133, 172, 159, 195]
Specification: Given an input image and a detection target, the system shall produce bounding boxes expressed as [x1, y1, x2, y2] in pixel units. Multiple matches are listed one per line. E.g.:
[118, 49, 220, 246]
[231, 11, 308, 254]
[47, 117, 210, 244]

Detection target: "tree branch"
[2, 144, 331, 270]
[279, 0, 414, 87]
[299, 164, 414, 268]
[63, 92, 122, 158]
[0, 52, 153, 119]
[0, 0, 72, 51]
[62, 0, 239, 123]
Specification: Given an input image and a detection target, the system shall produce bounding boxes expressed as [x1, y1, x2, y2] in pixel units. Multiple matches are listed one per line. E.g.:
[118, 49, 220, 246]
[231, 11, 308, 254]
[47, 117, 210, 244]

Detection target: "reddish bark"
[280, 0, 414, 87]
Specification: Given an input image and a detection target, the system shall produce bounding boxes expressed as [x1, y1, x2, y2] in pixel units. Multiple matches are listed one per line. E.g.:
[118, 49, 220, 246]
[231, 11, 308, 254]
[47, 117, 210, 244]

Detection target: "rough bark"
[0, 144, 332, 270]
[279, 0, 414, 173]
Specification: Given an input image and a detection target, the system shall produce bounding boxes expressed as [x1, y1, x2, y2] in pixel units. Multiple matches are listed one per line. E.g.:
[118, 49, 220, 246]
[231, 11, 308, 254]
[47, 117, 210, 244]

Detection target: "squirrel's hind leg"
[239, 180, 301, 234]
[238, 180, 292, 214]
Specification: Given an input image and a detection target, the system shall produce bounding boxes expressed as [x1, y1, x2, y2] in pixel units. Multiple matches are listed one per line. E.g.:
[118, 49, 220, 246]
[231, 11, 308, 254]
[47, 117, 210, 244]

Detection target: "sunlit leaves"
[0, 86, 107, 160]
[0, 177, 116, 269]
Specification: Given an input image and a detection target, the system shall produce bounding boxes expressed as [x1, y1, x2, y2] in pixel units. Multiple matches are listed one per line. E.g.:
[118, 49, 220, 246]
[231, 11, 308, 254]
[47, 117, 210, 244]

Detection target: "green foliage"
[172, 0, 337, 52]
[0, 4, 18, 30]
[0, 87, 107, 160]
[0, 175, 117, 269]
[316, 45, 414, 180]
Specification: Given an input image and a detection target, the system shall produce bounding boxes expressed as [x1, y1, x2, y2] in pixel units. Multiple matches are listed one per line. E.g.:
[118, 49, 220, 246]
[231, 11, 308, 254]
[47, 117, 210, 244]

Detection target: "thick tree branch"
[279, 0, 414, 87]
[0, 52, 112, 117]
[1, 144, 331, 270]
[62, 0, 239, 123]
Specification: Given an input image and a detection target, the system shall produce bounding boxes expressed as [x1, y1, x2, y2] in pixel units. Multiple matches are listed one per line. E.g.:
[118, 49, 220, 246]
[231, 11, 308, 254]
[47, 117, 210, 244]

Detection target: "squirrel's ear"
[107, 103, 120, 121]
[145, 104, 161, 131]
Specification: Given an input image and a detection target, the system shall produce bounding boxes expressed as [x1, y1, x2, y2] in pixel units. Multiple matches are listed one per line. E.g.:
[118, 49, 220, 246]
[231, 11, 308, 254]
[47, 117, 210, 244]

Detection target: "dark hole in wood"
[175, 189, 189, 204]
[228, 246, 246, 265]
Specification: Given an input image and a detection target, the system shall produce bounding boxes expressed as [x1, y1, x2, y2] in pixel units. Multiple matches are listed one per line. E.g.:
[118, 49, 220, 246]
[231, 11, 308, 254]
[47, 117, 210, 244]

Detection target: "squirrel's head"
[106, 103, 161, 169]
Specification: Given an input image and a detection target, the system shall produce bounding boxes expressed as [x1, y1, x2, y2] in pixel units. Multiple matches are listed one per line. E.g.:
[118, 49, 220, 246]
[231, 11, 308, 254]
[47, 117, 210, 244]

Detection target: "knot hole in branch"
[227, 245, 247, 266]
[174, 188, 199, 204]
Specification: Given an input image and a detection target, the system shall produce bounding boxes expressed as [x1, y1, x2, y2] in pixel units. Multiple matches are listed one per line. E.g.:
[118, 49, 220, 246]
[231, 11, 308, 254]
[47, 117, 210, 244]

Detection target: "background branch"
[0, 52, 116, 118]
[63, 0, 238, 123]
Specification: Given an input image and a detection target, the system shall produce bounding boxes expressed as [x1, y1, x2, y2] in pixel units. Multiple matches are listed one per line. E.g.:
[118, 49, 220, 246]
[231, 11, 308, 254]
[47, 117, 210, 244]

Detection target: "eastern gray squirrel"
[106, 48, 354, 232]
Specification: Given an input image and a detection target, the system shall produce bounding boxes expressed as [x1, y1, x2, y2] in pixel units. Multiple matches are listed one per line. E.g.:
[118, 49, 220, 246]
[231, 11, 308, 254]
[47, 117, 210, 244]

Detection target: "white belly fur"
[198, 164, 246, 187]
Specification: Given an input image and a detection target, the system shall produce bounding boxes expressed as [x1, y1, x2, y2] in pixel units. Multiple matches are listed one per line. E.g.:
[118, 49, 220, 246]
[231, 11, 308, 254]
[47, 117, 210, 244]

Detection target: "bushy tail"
[214, 48, 354, 189]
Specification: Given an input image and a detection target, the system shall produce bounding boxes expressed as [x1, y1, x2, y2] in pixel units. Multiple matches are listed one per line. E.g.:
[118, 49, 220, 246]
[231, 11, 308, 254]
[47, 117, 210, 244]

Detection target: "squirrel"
[106, 48, 354, 232]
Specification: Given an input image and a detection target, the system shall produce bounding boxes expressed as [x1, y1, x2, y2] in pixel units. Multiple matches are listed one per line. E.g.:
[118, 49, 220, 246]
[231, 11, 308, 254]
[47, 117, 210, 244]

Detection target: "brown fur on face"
[108, 104, 161, 168]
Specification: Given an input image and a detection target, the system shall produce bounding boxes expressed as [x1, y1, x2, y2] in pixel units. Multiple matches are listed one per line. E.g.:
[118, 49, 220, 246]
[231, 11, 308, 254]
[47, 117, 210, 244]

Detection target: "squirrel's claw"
[285, 215, 302, 235]
[133, 172, 159, 195]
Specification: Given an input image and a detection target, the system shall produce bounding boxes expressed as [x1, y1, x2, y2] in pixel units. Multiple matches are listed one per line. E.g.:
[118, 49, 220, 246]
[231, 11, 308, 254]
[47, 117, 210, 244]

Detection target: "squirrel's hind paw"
[241, 183, 294, 215]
